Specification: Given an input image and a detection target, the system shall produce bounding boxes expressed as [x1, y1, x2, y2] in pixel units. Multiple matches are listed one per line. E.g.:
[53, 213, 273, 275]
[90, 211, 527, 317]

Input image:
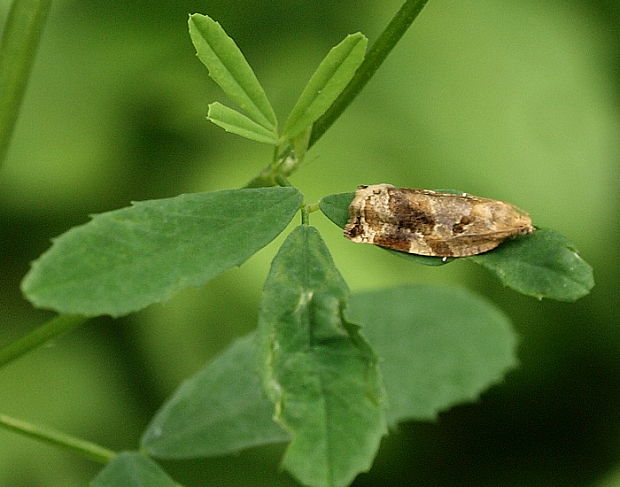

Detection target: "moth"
[344, 184, 535, 258]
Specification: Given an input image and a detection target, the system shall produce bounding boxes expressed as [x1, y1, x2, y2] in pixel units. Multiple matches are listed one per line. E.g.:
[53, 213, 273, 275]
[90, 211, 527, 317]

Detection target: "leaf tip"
[187, 13, 204, 29]
[350, 32, 368, 44]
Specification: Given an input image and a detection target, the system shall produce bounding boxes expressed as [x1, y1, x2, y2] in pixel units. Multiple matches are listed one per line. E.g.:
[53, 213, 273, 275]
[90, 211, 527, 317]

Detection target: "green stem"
[0, 315, 88, 368]
[274, 174, 291, 187]
[0, 413, 116, 464]
[306, 202, 320, 213]
[244, 0, 430, 188]
[301, 204, 310, 225]
[309, 0, 430, 147]
[0, 0, 52, 167]
[300, 201, 319, 225]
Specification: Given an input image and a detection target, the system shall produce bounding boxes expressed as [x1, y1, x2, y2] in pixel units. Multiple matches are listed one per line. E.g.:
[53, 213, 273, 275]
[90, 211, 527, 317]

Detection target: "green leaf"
[319, 192, 595, 294]
[141, 333, 288, 458]
[22, 187, 303, 317]
[347, 285, 517, 425]
[207, 102, 278, 144]
[90, 452, 179, 487]
[188, 14, 276, 130]
[470, 227, 594, 301]
[291, 125, 312, 162]
[282, 33, 368, 139]
[318, 191, 351, 228]
[258, 225, 386, 487]
[319, 192, 450, 266]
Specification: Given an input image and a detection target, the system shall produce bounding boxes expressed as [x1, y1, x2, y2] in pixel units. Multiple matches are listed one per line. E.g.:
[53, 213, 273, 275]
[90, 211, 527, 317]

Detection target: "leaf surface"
[90, 452, 179, 487]
[258, 225, 386, 487]
[189, 14, 276, 130]
[348, 285, 517, 425]
[283, 33, 367, 139]
[22, 187, 302, 317]
[207, 102, 278, 144]
[470, 227, 594, 301]
[141, 333, 288, 458]
[320, 193, 594, 299]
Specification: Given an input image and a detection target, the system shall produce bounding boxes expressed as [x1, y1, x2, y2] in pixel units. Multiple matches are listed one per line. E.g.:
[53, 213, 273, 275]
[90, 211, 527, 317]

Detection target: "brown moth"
[344, 184, 535, 258]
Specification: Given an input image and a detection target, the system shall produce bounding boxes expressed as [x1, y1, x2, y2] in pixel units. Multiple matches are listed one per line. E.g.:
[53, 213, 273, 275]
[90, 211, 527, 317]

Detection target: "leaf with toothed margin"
[347, 285, 517, 426]
[141, 333, 289, 458]
[207, 102, 278, 144]
[282, 33, 367, 139]
[189, 14, 277, 130]
[257, 225, 386, 487]
[90, 452, 179, 487]
[22, 187, 303, 317]
[319, 192, 594, 300]
[469, 227, 594, 302]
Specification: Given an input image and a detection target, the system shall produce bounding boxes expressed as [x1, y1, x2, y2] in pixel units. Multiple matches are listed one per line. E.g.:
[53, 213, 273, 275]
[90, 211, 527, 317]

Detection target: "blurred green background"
[1, 0, 619, 486]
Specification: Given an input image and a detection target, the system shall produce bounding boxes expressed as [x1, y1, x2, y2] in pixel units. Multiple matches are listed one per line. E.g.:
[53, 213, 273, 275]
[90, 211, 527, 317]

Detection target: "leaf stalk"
[0, 413, 116, 464]
[0, 315, 87, 369]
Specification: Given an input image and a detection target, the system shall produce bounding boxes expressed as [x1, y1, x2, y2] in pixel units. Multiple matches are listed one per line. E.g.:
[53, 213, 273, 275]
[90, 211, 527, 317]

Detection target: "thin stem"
[0, 413, 116, 464]
[245, 0, 430, 188]
[300, 201, 319, 225]
[306, 202, 320, 213]
[0, 0, 52, 167]
[301, 204, 310, 225]
[0, 315, 88, 368]
[270, 144, 280, 165]
[274, 174, 291, 187]
[309, 0, 430, 147]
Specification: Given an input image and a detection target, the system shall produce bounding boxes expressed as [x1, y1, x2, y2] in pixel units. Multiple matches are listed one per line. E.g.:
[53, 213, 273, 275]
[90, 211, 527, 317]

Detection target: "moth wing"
[424, 228, 527, 257]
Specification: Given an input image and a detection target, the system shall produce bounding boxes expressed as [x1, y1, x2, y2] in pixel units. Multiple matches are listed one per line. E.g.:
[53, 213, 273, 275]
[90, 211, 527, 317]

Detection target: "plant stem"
[301, 202, 319, 225]
[274, 174, 291, 187]
[246, 0, 430, 188]
[309, 0, 430, 147]
[0, 0, 51, 167]
[0, 413, 116, 464]
[0, 315, 88, 368]
[306, 202, 320, 213]
[301, 204, 310, 225]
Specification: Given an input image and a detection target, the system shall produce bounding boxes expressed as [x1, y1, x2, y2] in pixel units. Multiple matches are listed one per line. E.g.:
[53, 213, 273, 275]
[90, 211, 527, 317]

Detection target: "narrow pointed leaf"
[283, 33, 367, 139]
[291, 125, 312, 161]
[207, 102, 278, 144]
[348, 285, 517, 426]
[141, 333, 289, 458]
[0, 0, 51, 166]
[189, 14, 276, 130]
[470, 227, 594, 301]
[319, 192, 450, 266]
[258, 225, 386, 487]
[90, 452, 179, 487]
[22, 187, 303, 317]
